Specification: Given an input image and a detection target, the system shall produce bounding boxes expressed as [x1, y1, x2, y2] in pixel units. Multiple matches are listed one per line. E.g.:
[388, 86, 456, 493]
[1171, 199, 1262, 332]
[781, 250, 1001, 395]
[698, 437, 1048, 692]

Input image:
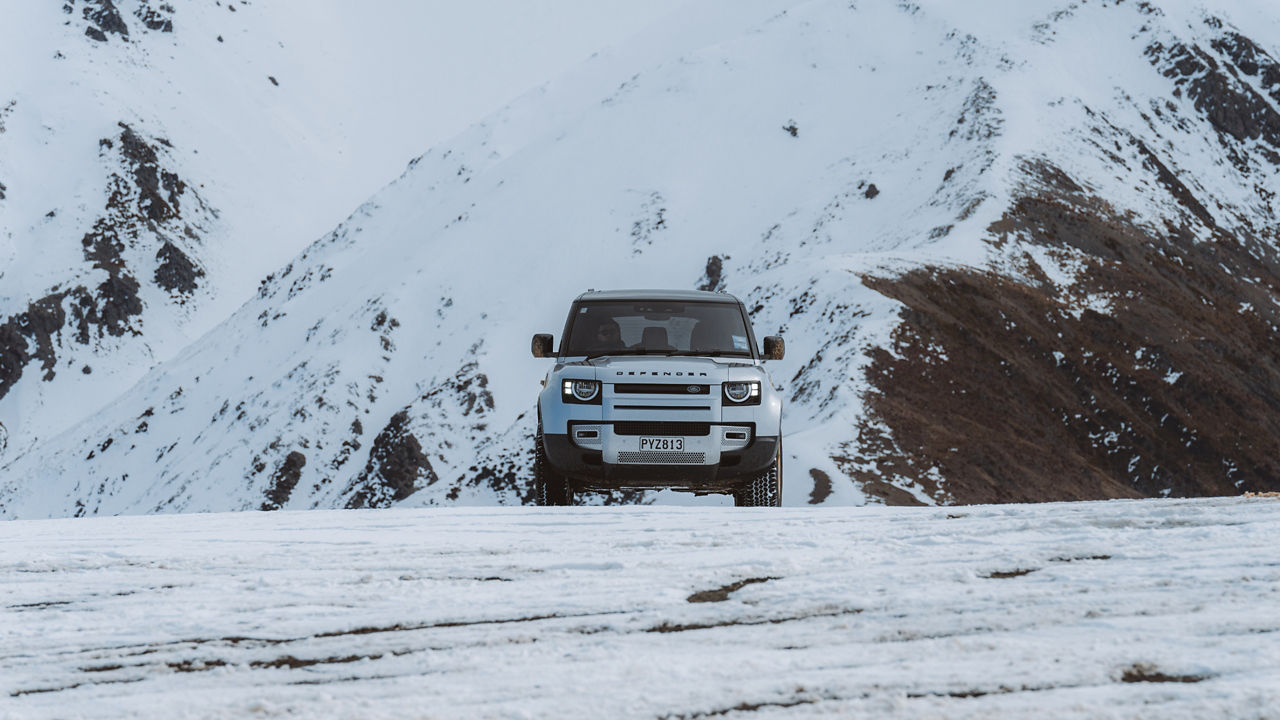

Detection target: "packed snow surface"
[4, 497, 1278, 718]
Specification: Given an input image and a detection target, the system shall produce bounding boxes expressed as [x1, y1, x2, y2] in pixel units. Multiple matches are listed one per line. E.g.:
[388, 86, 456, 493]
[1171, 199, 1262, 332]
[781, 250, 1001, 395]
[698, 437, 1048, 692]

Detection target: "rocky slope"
[0, 0, 682, 475]
[0, 2, 219, 464]
[2, 0, 1278, 516]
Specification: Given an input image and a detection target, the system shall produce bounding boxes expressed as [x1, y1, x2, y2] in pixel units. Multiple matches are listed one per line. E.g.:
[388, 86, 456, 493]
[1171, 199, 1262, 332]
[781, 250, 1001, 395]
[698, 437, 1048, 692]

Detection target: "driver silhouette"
[594, 319, 624, 350]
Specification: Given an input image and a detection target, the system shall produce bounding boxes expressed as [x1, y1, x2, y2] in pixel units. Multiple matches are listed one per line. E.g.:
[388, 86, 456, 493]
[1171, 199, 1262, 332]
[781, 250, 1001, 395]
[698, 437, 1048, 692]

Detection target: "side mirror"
[531, 333, 554, 358]
[762, 336, 785, 360]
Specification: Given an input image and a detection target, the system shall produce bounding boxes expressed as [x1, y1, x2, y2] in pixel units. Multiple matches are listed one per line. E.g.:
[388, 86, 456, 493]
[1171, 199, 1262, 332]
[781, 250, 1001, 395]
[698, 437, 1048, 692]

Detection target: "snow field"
[3, 496, 1278, 718]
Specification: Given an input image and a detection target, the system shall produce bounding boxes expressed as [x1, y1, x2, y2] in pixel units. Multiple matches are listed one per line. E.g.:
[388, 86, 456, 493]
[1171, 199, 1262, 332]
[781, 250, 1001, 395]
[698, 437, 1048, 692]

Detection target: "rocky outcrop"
[261, 451, 306, 511]
[77, 0, 175, 41]
[81, 0, 130, 42]
[345, 411, 436, 509]
[1147, 36, 1280, 155]
[0, 124, 209, 403]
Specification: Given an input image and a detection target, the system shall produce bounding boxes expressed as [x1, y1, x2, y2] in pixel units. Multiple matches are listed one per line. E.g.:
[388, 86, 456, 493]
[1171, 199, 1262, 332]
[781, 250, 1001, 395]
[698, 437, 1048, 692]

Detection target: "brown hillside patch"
[852, 162, 1280, 505]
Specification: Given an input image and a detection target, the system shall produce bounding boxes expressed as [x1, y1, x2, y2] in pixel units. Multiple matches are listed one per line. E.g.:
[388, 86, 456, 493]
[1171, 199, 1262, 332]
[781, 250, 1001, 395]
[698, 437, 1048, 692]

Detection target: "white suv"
[531, 289, 784, 506]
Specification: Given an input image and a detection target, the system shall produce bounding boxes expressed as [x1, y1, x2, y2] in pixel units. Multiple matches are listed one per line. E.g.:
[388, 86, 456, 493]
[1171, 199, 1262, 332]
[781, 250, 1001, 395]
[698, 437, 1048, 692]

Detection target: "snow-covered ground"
[4, 497, 1278, 718]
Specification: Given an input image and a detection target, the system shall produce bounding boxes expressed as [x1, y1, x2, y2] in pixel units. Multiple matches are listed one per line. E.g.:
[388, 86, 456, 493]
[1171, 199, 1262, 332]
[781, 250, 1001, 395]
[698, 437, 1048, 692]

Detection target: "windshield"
[563, 300, 754, 358]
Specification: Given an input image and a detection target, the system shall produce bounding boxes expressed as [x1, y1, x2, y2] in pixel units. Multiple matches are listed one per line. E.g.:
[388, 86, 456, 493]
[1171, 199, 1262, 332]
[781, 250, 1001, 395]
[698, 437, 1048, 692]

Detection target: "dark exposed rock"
[1212, 32, 1280, 105]
[134, 3, 174, 32]
[154, 241, 203, 296]
[808, 468, 832, 504]
[0, 180, 6, 200]
[330, 424, 363, 472]
[0, 124, 210, 404]
[468, 458, 526, 502]
[863, 183, 880, 199]
[951, 79, 1002, 142]
[23, 294, 68, 380]
[854, 160, 1280, 504]
[0, 292, 76, 397]
[346, 411, 436, 508]
[93, 273, 143, 336]
[83, 0, 129, 41]
[697, 255, 727, 292]
[118, 123, 183, 222]
[79, 208, 143, 339]
[1148, 40, 1280, 150]
[261, 451, 306, 511]
[630, 192, 667, 253]
[422, 361, 495, 418]
[0, 320, 31, 399]
[1127, 132, 1218, 230]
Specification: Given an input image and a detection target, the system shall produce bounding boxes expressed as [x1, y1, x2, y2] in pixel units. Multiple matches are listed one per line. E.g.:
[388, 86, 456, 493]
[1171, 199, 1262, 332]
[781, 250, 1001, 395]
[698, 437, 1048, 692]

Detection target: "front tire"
[534, 424, 574, 506]
[734, 439, 782, 507]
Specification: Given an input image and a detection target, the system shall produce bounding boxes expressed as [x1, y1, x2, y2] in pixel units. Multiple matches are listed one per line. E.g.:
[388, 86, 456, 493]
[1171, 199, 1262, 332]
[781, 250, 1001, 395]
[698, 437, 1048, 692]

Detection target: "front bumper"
[543, 432, 778, 492]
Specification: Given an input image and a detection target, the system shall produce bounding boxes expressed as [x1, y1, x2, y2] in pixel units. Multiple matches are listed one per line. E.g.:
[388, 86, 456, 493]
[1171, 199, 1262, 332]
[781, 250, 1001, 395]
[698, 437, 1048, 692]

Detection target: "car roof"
[575, 288, 741, 303]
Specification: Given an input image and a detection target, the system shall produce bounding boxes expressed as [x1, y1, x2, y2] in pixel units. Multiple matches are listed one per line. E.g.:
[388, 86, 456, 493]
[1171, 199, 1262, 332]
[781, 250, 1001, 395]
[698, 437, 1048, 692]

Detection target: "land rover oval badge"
[687, 385, 700, 393]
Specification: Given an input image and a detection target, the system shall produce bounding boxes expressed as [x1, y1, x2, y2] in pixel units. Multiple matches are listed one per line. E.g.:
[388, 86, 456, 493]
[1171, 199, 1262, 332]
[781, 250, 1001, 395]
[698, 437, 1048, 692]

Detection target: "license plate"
[639, 437, 684, 451]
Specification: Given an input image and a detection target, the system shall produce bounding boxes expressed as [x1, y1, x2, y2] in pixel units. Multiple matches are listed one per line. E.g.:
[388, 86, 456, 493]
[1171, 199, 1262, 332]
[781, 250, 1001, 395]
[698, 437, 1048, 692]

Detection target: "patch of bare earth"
[1120, 662, 1209, 684]
[686, 577, 775, 603]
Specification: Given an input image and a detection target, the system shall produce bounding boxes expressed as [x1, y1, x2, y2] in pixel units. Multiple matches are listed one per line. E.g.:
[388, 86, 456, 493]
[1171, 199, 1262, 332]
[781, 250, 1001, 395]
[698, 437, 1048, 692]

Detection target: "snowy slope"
[4, 497, 1279, 717]
[4, 0, 1280, 517]
[0, 0, 686, 468]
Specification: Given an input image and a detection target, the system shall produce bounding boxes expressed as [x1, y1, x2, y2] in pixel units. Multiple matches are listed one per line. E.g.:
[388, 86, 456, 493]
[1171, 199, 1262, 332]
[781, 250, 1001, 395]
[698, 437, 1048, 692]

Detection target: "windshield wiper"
[584, 348, 653, 358]
[669, 350, 754, 357]
[583, 349, 750, 359]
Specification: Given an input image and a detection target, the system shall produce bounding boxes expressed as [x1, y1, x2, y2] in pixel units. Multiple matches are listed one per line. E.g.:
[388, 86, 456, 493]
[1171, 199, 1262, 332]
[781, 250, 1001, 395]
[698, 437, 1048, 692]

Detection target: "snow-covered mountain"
[0, 0, 684, 503]
[3, 0, 1280, 517]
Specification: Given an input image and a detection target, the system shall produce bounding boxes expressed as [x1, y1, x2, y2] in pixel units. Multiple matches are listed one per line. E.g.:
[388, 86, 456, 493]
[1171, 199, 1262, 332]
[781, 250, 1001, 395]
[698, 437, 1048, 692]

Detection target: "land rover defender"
[531, 289, 784, 506]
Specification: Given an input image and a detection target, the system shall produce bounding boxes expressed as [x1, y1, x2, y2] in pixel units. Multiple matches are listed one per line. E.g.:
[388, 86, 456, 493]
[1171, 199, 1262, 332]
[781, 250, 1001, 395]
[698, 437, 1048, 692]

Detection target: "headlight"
[723, 381, 761, 405]
[562, 379, 601, 404]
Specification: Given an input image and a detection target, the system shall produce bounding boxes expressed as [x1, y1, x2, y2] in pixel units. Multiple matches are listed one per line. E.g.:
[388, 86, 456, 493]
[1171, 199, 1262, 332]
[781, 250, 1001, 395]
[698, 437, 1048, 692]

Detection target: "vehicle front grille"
[617, 451, 706, 464]
[613, 422, 711, 437]
[614, 383, 709, 395]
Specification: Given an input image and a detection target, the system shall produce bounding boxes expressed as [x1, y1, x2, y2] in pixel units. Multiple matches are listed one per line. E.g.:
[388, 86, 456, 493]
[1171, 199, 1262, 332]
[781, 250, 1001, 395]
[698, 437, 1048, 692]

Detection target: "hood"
[584, 356, 744, 383]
